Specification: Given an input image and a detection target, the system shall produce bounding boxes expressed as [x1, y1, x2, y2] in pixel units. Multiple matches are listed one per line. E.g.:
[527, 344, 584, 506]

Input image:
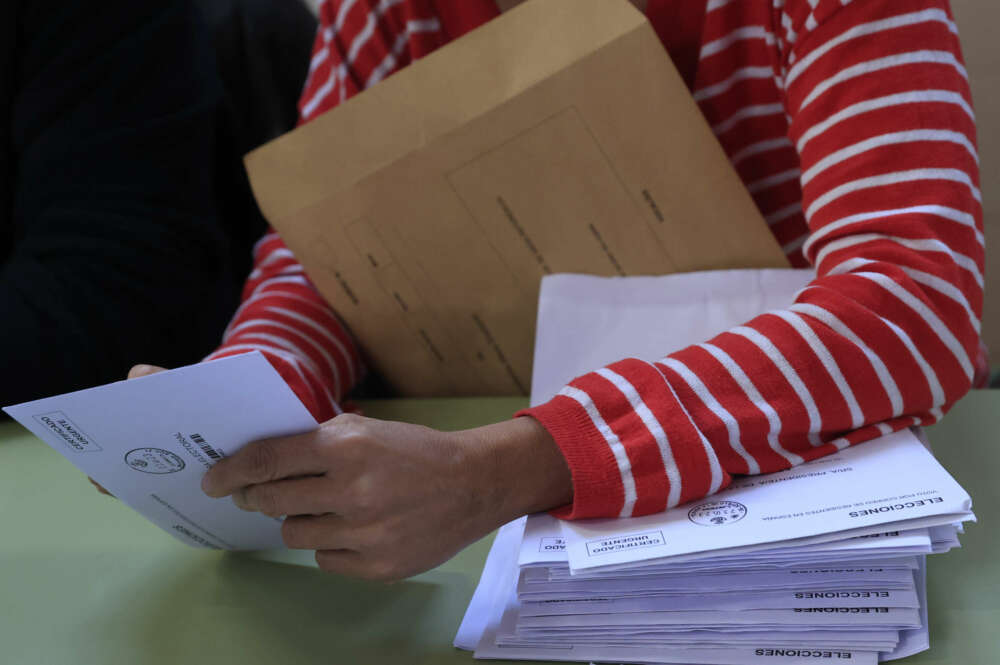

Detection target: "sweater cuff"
[517, 395, 625, 520]
[518, 359, 731, 520]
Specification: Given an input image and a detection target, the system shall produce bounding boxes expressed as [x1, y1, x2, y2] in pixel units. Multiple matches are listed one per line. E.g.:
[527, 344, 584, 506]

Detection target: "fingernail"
[201, 473, 215, 496]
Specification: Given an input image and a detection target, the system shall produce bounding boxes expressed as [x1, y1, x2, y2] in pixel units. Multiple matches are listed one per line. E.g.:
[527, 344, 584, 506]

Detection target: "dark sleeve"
[1, 0, 242, 405]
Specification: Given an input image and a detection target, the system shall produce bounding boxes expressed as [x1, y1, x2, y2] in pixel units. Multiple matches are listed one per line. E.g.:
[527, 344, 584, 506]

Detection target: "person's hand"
[201, 413, 573, 581]
[88, 364, 167, 496]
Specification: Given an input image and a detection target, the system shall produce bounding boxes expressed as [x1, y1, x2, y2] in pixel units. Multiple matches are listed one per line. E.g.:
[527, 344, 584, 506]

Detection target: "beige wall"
[951, 1, 999, 359]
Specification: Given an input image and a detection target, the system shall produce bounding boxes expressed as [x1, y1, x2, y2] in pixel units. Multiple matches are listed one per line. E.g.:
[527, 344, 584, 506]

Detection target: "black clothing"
[1, 0, 315, 406]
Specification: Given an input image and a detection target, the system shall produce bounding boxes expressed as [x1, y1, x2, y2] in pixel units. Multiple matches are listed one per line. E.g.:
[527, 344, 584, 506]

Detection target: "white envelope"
[561, 429, 972, 572]
[3, 352, 318, 550]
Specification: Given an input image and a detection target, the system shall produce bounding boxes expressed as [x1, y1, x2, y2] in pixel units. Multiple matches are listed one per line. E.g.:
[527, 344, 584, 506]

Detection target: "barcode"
[190, 433, 223, 461]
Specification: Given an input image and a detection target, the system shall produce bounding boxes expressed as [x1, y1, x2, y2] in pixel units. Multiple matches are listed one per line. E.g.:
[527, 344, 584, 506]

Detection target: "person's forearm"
[461, 416, 573, 521]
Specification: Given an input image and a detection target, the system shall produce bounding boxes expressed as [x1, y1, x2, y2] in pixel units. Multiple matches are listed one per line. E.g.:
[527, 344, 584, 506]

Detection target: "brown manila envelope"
[244, 0, 789, 397]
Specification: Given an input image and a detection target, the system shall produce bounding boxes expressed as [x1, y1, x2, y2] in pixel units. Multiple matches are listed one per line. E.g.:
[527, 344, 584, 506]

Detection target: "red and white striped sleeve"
[522, 0, 984, 519]
[204, 230, 363, 422]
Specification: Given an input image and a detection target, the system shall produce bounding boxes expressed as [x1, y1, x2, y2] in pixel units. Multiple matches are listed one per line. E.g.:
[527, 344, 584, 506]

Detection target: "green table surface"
[1, 394, 996, 664]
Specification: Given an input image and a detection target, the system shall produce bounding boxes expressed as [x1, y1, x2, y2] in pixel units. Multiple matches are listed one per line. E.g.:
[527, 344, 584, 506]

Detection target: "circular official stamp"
[688, 500, 747, 526]
[125, 448, 185, 474]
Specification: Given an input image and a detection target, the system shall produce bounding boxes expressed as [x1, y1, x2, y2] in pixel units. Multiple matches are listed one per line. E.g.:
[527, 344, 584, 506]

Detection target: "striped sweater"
[206, 0, 984, 520]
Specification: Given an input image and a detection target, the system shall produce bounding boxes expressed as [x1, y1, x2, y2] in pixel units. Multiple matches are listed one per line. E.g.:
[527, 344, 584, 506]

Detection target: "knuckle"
[245, 443, 278, 480]
[348, 490, 377, 522]
[282, 518, 311, 549]
[331, 414, 371, 448]
[253, 485, 281, 517]
[332, 412, 364, 427]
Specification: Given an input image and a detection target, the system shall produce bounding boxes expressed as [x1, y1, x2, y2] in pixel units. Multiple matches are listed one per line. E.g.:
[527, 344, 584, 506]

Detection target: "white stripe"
[856, 271, 974, 380]
[797, 90, 975, 153]
[366, 30, 409, 88]
[865, 303, 946, 406]
[226, 318, 344, 390]
[264, 305, 357, 387]
[252, 231, 281, 256]
[344, 1, 399, 67]
[235, 332, 325, 381]
[790, 302, 904, 415]
[798, 50, 968, 112]
[301, 70, 338, 119]
[768, 310, 865, 428]
[596, 368, 683, 507]
[713, 103, 785, 135]
[646, 364, 726, 496]
[824, 256, 875, 276]
[827, 257, 980, 334]
[747, 168, 800, 194]
[661, 358, 761, 474]
[765, 202, 802, 226]
[802, 130, 978, 186]
[900, 267, 981, 334]
[558, 386, 637, 517]
[366, 18, 441, 87]
[251, 274, 312, 295]
[813, 233, 983, 289]
[699, 343, 805, 466]
[248, 254, 306, 283]
[730, 326, 824, 446]
[782, 234, 808, 255]
[257, 248, 297, 270]
[308, 46, 329, 75]
[803, 205, 983, 259]
[827, 435, 851, 450]
[781, 11, 798, 47]
[707, 0, 735, 11]
[805, 168, 982, 221]
[693, 66, 775, 102]
[731, 136, 793, 166]
[334, 0, 360, 30]
[700, 26, 774, 60]
[787, 9, 959, 87]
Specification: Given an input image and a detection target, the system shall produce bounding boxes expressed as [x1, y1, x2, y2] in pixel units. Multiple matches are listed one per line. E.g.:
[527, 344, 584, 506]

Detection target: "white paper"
[561, 429, 972, 572]
[3, 352, 318, 550]
[454, 517, 526, 650]
[530, 269, 815, 405]
[518, 586, 921, 614]
[476, 580, 880, 665]
[881, 558, 929, 661]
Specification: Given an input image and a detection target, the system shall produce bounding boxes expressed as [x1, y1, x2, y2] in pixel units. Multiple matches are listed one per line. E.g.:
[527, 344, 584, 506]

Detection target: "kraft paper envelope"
[244, 0, 788, 397]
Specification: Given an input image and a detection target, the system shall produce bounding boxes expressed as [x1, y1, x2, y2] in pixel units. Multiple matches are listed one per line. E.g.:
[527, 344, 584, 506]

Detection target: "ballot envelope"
[242, 0, 788, 397]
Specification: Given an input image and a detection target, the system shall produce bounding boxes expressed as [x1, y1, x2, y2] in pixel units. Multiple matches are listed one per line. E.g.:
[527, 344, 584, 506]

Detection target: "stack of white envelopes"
[457, 427, 974, 665]
[455, 271, 977, 665]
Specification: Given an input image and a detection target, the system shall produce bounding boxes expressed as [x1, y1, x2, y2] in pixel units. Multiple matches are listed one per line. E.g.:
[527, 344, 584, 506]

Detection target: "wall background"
[950, 1, 998, 362]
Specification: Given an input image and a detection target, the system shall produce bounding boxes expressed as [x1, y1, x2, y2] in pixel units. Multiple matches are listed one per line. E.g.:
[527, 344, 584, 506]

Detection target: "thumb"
[128, 364, 167, 380]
